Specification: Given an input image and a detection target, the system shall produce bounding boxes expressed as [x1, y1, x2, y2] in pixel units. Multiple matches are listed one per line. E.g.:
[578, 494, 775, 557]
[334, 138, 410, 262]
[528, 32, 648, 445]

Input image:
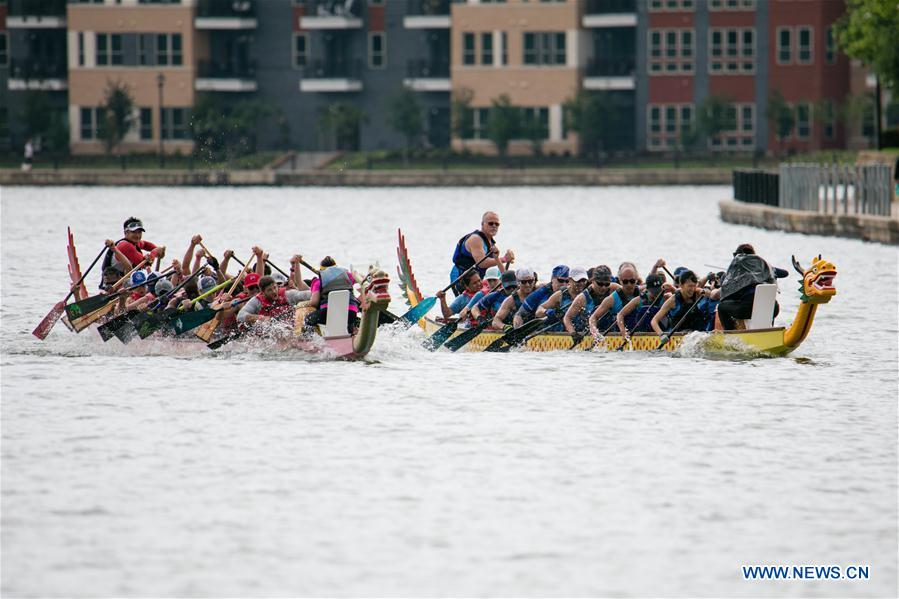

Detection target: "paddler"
[102, 217, 165, 278]
[491, 268, 536, 329]
[586, 264, 640, 336]
[470, 271, 519, 327]
[239, 275, 312, 326]
[436, 270, 481, 320]
[536, 266, 589, 331]
[124, 270, 155, 312]
[614, 273, 669, 338]
[651, 270, 715, 334]
[513, 265, 568, 328]
[570, 268, 617, 335]
[449, 211, 514, 293]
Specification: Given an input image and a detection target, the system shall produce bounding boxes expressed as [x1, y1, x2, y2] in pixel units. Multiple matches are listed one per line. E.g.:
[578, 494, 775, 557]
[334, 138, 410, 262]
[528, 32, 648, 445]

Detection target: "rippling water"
[2, 186, 896, 597]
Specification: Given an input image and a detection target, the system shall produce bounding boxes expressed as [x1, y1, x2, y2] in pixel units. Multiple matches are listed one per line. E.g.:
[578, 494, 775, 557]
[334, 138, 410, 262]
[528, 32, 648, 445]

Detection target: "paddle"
[616, 290, 667, 352]
[207, 325, 249, 350]
[96, 267, 177, 341]
[578, 319, 619, 351]
[425, 320, 459, 351]
[194, 258, 253, 342]
[172, 296, 251, 335]
[483, 316, 548, 352]
[443, 319, 491, 352]
[137, 278, 234, 339]
[63, 257, 150, 322]
[655, 290, 705, 350]
[33, 243, 106, 339]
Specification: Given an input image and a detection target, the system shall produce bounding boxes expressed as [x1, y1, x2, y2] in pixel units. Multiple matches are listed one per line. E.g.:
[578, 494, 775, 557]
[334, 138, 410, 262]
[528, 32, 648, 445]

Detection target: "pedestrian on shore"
[22, 139, 33, 172]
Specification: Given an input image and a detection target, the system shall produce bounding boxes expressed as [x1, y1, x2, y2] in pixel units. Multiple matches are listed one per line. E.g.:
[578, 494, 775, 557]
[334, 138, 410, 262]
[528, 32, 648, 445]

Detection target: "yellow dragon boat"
[395, 230, 836, 357]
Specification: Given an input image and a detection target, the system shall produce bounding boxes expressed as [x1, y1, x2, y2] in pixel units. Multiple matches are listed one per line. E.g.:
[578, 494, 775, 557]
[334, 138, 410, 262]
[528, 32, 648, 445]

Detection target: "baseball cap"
[271, 271, 288, 285]
[123, 217, 145, 232]
[516, 267, 534, 282]
[199, 276, 217, 292]
[154, 279, 174, 296]
[130, 270, 147, 287]
[569, 266, 588, 282]
[500, 271, 518, 289]
[484, 266, 501, 280]
[244, 273, 261, 288]
[673, 266, 688, 278]
[551, 265, 569, 279]
[592, 268, 611, 283]
[645, 273, 664, 289]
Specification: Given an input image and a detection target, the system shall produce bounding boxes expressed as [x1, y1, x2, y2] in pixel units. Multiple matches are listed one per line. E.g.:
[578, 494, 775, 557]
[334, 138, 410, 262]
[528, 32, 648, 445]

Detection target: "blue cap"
[199, 276, 217, 292]
[551, 265, 569, 278]
[130, 270, 147, 287]
[673, 266, 688, 278]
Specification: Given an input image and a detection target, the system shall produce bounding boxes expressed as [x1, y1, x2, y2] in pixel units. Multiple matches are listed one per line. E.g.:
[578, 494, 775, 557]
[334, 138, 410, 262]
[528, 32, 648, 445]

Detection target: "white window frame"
[462, 32, 475, 66]
[647, 103, 694, 150]
[709, 103, 755, 151]
[648, 28, 694, 75]
[795, 102, 811, 139]
[368, 32, 386, 70]
[709, 0, 755, 10]
[797, 26, 813, 65]
[79, 106, 102, 140]
[292, 32, 308, 69]
[649, 0, 695, 11]
[776, 26, 792, 65]
[824, 26, 835, 65]
[480, 31, 493, 66]
[709, 27, 755, 74]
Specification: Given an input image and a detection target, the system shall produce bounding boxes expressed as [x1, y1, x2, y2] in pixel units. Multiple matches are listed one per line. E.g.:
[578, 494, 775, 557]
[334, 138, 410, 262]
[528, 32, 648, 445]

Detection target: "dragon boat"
[38, 229, 391, 361]
[395, 230, 836, 356]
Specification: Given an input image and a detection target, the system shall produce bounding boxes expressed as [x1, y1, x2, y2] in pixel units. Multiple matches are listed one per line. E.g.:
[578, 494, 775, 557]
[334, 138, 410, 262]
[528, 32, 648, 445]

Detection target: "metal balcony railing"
[585, 0, 637, 14]
[9, 57, 68, 79]
[9, 0, 67, 18]
[196, 59, 257, 78]
[406, 58, 449, 78]
[305, 58, 363, 79]
[585, 57, 635, 77]
[196, 0, 256, 18]
[406, 0, 450, 17]
[304, 0, 363, 18]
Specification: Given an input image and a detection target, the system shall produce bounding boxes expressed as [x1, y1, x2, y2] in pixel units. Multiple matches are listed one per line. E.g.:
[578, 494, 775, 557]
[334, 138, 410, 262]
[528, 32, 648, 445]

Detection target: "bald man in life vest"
[449, 211, 514, 295]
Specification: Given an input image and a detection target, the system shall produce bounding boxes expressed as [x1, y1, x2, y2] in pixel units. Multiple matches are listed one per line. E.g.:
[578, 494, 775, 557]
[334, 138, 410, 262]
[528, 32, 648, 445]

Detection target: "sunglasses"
[594, 281, 610, 287]
[519, 279, 535, 285]
[486, 221, 500, 226]
[555, 278, 569, 283]
[620, 278, 637, 285]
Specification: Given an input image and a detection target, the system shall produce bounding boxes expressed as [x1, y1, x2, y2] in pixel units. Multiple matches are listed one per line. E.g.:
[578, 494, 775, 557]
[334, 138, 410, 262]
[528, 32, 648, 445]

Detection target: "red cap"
[244, 273, 261, 289]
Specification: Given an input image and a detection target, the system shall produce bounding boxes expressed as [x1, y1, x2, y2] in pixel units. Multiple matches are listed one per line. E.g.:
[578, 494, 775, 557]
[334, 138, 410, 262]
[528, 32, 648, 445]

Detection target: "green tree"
[387, 86, 423, 162]
[697, 94, 736, 149]
[521, 111, 547, 156]
[46, 112, 69, 168]
[22, 90, 51, 140]
[318, 103, 368, 151]
[834, 0, 899, 89]
[486, 94, 520, 158]
[563, 90, 612, 159]
[767, 90, 795, 156]
[450, 86, 474, 142]
[191, 95, 274, 163]
[98, 80, 135, 155]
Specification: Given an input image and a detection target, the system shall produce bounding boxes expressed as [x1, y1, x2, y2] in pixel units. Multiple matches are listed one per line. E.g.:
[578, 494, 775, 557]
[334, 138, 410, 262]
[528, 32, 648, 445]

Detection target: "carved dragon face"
[361, 269, 391, 310]
[798, 256, 837, 304]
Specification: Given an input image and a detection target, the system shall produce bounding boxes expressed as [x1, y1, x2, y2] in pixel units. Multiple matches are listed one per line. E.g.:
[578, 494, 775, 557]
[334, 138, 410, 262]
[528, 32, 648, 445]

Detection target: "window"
[96, 34, 123, 66]
[647, 103, 693, 150]
[709, 0, 755, 9]
[77, 32, 84, 66]
[777, 27, 791, 64]
[501, 32, 507, 66]
[161, 107, 189, 140]
[708, 103, 755, 150]
[140, 108, 153, 140]
[0, 33, 7, 67]
[156, 34, 182, 66]
[481, 32, 493, 66]
[463, 33, 475, 66]
[521, 107, 549, 139]
[649, 0, 694, 11]
[648, 29, 693, 74]
[795, 103, 810, 139]
[473, 107, 490, 139]
[523, 32, 566, 66]
[0, 107, 8, 142]
[825, 27, 835, 64]
[797, 26, 812, 64]
[822, 100, 835, 139]
[368, 32, 385, 69]
[709, 27, 754, 73]
[293, 33, 308, 68]
[861, 104, 875, 138]
[80, 107, 102, 140]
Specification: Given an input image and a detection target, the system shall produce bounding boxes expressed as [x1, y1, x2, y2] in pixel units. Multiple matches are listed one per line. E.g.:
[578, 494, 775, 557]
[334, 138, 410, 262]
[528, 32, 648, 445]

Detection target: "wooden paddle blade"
[70, 301, 116, 332]
[65, 293, 113, 321]
[32, 301, 65, 339]
[425, 320, 458, 351]
[399, 296, 436, 327]
[194, 312, 222, 342]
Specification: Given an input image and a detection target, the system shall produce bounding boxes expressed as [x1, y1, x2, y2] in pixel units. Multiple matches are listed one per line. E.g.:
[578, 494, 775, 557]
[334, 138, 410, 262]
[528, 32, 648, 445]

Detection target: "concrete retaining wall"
[719, 200, 899, 245]
[0, 168, 731, 187]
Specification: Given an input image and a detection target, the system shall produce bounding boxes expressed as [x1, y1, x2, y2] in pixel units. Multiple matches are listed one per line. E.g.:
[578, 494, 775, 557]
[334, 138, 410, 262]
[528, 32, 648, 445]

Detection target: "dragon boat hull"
[421, 318, 795, 356]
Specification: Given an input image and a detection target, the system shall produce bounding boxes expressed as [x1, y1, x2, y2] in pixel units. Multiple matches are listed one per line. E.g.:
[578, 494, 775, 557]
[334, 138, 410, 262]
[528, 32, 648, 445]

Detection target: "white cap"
[484, 266, 501, 280]
[569, 266, 588, 281]
[516, 267, 534, 281]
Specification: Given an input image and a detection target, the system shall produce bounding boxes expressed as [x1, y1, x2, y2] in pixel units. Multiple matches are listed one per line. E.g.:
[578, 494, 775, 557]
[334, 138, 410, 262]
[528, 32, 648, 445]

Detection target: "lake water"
[1, 186, 896, 597]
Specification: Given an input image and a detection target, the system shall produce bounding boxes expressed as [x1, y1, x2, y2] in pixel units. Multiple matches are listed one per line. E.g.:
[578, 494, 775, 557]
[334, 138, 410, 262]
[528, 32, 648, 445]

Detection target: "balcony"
[404, 58, 450, 92]
[299, 0, 363, 30]
[582, 0, 637, 28]
[583, 58, 634, 90]
[404, 0, 450, 29]
[299, 58, 363, 93]
[195, 59, 257, 92]
[195, 0, 257, 29]
[8, 58, 68, 90]
[7, 0, 67, 28]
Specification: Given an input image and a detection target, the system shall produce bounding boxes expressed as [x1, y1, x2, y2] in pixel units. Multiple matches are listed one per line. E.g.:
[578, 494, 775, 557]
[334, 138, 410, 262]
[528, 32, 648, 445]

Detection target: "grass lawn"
[0, 151, 282, 171]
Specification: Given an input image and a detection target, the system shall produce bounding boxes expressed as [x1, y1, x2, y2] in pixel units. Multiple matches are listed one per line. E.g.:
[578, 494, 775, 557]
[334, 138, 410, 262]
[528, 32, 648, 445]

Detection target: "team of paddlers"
[445, 211, 790, 344]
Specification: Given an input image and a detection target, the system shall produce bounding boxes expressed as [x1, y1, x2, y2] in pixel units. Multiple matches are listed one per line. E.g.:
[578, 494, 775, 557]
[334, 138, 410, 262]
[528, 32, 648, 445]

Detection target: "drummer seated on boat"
[536, 266, 589, 331]
[449, 211, 514, 293]
[513, 264, 568, 328]
[470, 271, 519, 327]
[239, 275, 312, 326]
[717, 243, 789, 330]
[303, 257, 358, 333]
[492, 268, 536, 330]
[587, 264, 639, 337]
[436, 270, 481, 320]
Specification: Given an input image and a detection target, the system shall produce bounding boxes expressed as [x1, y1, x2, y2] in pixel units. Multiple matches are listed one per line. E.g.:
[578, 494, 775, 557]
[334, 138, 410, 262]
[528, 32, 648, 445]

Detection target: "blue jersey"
[520, 283, 554, 316]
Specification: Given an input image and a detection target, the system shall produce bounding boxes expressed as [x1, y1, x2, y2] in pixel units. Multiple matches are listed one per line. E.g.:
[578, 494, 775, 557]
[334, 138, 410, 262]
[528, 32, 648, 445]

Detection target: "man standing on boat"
[449, 211, 514, 294]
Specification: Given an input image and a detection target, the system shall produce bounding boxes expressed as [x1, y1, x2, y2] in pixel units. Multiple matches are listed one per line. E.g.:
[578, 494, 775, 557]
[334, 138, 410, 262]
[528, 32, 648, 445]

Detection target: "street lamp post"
[156, 72, 165, 168]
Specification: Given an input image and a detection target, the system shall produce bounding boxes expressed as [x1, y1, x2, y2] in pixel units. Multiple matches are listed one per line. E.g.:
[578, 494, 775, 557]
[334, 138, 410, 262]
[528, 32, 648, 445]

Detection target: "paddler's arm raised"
[181, 235, 202, 276]
[289, 255, 310, 291]
[105, 239, 131, 271]
[563, 293, 586, 333]
[220, 250, 233, 278]
[651, 295, 677, 335]
[535, 290, 562, 319]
